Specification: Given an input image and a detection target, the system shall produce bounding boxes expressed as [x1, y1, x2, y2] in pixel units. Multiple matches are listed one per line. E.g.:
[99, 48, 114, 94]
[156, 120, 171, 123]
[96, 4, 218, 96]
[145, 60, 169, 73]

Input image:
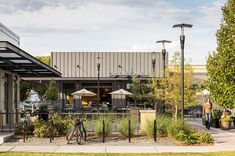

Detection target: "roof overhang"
[0, 41, 61, 77]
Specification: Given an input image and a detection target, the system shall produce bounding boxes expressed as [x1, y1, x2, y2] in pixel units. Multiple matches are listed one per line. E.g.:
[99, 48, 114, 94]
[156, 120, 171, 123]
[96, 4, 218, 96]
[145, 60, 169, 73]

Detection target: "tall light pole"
[156, 40, 171, 78]
[97, 57, 101, 110]
[173, 23, 193, 120]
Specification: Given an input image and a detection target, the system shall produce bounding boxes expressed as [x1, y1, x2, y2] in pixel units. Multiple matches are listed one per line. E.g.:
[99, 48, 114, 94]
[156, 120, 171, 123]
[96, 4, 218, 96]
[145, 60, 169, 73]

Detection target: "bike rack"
[49, 120, 54, 143]
[154, 119, 157, 142]
[102, 120, 105, 143]
[23, 120, 28, 142]
[128, 119, 131, 143]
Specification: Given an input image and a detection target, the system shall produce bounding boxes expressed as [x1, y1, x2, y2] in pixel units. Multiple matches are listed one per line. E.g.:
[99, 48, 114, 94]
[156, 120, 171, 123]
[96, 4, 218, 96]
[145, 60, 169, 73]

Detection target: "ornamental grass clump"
[142, 114, 214, 145]
[143, 115, 172, 137]
[94, 115, 111, 137]
[119, 118, 136, 138]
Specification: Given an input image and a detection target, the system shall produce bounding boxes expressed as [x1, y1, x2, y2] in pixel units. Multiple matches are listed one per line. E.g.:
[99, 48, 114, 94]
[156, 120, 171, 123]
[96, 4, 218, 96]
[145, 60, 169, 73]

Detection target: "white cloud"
[0, 0, 226, 64]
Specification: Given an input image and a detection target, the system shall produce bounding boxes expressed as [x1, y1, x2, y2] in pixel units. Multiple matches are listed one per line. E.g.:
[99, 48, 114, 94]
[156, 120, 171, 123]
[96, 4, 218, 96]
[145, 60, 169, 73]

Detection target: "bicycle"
[66, 117, 86, 144]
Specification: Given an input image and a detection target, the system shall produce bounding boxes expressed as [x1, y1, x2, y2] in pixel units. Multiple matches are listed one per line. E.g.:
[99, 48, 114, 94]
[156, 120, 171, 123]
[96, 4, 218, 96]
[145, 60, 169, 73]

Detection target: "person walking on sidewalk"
[202, 98, 213, 130]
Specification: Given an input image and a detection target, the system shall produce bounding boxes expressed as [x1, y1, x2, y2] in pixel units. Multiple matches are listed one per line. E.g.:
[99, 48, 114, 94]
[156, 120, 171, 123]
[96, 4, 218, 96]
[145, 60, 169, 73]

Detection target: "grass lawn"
[0, 152, 235, 156]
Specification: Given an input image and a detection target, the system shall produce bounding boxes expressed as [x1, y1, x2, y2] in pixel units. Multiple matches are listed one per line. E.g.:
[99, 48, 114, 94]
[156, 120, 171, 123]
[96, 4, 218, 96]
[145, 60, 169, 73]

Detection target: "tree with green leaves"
[131, 75, 141, 107]
[206, 0, 235, 110]
[149, 52, 197, 121]
[20, 81, 31, 101]
[36, 56, 51, 65]
[45, 80, 59, 101]
[131, 75, 148, 107]
[20, 80, 48, 101]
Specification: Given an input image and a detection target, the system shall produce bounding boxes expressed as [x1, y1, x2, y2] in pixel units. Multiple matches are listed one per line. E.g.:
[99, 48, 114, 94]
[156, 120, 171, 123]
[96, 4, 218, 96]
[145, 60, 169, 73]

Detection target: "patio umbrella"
[71, 88, 97, 96]
[109, 89, 132, 108]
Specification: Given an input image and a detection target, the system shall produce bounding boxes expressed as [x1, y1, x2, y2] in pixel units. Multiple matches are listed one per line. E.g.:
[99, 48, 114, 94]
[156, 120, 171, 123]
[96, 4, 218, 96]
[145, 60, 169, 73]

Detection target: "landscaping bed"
[8, 113, 213, 146]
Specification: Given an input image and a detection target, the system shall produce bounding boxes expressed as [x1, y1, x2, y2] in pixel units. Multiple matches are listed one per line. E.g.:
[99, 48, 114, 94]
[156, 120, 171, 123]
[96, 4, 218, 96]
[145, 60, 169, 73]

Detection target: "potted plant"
[220, 114, 233, 130]
[212, 109, 222, 128]
[38, 104, 49, 121]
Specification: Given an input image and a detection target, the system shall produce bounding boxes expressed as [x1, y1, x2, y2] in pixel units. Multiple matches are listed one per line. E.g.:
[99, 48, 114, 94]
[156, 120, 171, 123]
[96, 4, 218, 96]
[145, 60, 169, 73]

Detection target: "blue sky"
[0, 0, 227, 64]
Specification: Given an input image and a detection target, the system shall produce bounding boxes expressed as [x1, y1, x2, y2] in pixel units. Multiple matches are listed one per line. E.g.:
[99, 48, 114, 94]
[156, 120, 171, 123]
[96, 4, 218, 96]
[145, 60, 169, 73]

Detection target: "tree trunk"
[173, 105, 178, 122]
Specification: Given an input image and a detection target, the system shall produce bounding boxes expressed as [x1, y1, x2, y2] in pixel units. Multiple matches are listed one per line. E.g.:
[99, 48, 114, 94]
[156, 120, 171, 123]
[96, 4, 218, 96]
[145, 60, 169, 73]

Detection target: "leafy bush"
[167, 120, 190, 138]
[198, 132, 214, 144]
[32, 119, 49, 138]
[94, 116, 111, 137]
[142, 114, 214, 145]
[15, 122, 34, 135]
[119, 118, 135, 138]
[51, 114, 74, 135]
[39, 104, 48, 112]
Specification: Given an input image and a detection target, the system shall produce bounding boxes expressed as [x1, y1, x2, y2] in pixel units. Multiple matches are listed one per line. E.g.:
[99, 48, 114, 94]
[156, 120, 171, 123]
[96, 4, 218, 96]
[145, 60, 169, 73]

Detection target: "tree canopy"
[149, 52, 197, 121]
[206, 0, 235, 110]
[36, 56, 51, 65]
[45, 80, 59, 101]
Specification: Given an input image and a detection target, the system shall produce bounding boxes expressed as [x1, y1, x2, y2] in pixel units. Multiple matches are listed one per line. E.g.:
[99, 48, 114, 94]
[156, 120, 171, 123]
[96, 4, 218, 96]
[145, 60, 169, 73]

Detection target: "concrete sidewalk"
[0, 145, 235, 153]
[187, 118, 235, 146]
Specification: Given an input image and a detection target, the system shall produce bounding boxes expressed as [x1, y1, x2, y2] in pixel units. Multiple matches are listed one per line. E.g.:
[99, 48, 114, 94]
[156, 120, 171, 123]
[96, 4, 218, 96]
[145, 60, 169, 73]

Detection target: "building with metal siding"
[50, 52, 167, 110]
[51, 52, 166, 78]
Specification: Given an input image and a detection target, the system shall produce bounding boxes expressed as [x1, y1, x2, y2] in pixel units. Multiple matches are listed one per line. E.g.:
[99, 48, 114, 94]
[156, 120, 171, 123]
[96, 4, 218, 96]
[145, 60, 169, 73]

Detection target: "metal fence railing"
[0, 112, 140, 134]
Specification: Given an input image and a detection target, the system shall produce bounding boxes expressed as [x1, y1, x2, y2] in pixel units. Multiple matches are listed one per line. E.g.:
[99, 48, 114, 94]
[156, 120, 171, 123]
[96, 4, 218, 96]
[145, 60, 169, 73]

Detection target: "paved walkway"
[0, 119, 234, 153]
[0, 145, 235, 153]
[187, 118, 235, 146]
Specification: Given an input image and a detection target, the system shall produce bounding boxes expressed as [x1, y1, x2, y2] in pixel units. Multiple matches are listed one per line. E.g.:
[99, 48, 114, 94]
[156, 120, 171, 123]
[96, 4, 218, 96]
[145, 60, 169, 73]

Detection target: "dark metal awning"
[0, 41, 61, 77]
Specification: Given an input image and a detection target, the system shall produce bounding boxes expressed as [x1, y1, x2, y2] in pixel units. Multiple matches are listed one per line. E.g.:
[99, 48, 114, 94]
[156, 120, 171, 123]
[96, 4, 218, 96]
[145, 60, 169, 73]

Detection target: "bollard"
[1, 114, 3, 132]
[25, 120, 28, 140]
[49, 120, 53, 143]
[83, 123, 87, 141]
[154, 119, 157, 142]
[128, 119, 131, 143]
[102, 120, 105, 143]
[9, 113, 11, 132]
[23, 120, 27, 142]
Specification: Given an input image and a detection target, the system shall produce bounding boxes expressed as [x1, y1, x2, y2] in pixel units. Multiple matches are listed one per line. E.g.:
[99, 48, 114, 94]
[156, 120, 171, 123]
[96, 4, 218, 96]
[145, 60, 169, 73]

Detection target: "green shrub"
[94, 116, 111, 137]
[51, 114, 74, 135]
[141, 114, 214, 145]
[119, 118, 135, 138]
[175, 130, 198, 145]
[15, 121, 34, 135]
[198, 133, 214, 144]
[32, 119, 49, 138]
[143, 115, 173, 137]
[167, 120, 190, 138]
[156, 115, 170, 137]
[143, 119, 154, 137]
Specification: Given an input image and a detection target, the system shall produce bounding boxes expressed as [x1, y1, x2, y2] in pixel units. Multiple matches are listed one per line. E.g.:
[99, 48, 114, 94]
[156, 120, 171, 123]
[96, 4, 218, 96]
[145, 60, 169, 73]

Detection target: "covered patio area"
[0, 41, 61, 132]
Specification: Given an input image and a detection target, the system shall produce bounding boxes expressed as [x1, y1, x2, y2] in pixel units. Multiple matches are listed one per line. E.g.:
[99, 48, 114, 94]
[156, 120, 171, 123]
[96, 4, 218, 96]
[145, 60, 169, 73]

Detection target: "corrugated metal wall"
[51, 52, 167, 78]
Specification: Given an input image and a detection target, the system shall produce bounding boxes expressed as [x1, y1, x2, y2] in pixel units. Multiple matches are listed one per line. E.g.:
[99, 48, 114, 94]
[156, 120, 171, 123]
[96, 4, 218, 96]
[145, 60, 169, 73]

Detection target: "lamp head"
[173, 23, 193, 28]
[156, 40, 172, 44]
[156, 40, 171, 49]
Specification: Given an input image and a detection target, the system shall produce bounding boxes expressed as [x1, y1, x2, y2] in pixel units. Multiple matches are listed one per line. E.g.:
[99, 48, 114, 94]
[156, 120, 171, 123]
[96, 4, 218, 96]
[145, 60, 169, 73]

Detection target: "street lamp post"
[97, 62, 100, 110]
[156, 40, 171, 78]
[173, 23, 193, 121]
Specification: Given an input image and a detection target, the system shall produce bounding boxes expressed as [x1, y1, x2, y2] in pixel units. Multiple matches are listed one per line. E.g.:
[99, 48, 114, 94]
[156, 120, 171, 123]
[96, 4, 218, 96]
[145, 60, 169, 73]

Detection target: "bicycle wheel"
[76, 129, 82, 145]
[67, 127, 75, 144]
